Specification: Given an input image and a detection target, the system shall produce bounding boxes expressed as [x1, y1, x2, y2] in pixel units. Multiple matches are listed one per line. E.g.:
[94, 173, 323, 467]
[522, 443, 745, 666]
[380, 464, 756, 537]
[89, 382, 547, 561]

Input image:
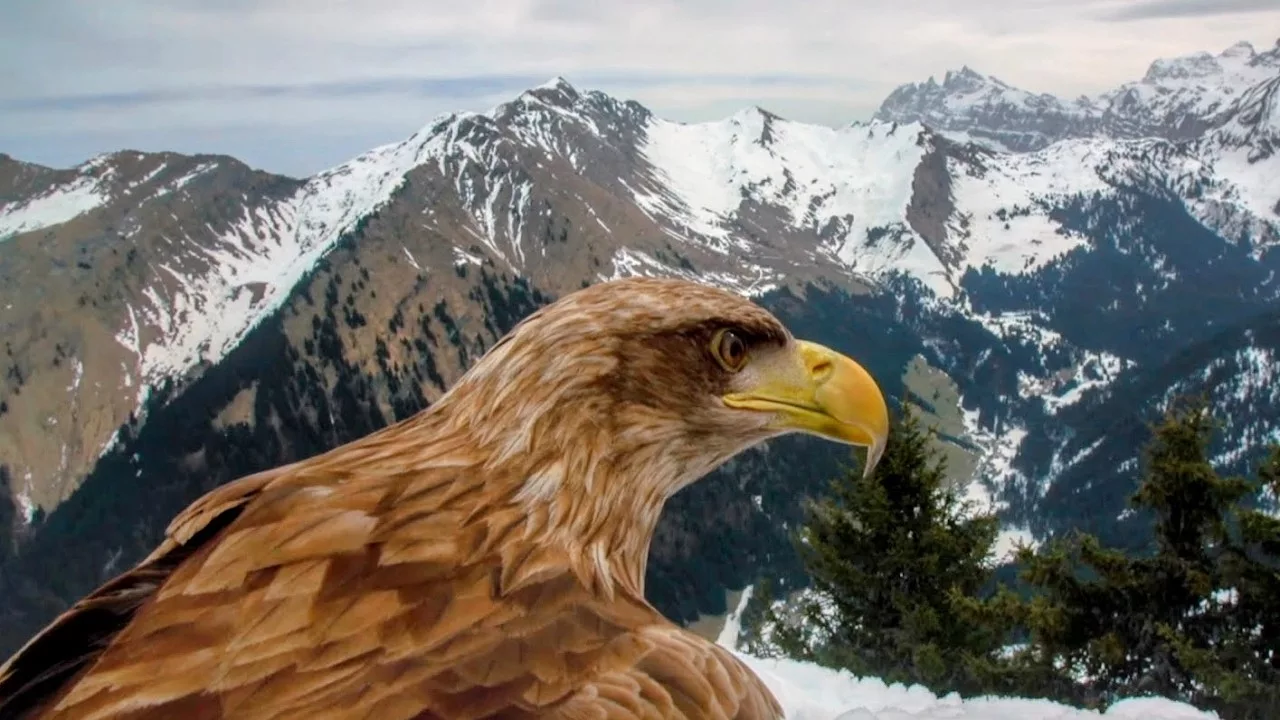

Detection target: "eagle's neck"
[372, 350, 758, 606]
[502, 434, 697, 603]
[372, 398, 709, 606]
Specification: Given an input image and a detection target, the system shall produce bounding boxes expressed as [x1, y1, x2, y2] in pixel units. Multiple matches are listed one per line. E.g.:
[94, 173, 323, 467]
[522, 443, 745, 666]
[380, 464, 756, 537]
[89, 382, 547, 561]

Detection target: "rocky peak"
[942, 65, 998, 91]
[520, 75, 582, 108]
[1222, 41, 1257, 60]
[1210, 76, 1280, 161]
[877, 38, 1280, 152]
[1252, 39, 1280, 69]
[1143, 51, 1222, 82]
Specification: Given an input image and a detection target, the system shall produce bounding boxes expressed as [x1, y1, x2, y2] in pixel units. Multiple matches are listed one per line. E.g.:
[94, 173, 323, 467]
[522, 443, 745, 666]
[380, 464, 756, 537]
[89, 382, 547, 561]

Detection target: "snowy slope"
[113, 126, 444, 388]
[741, 654, 1215, 720]
[945, 138, 1112, 275]
[0, 156, 113, 240]
[718, 588, 1212, 720]
[637, 111, 943, 285]
[639, 113, 1278, 296]
[1211, 75, 1280, 157]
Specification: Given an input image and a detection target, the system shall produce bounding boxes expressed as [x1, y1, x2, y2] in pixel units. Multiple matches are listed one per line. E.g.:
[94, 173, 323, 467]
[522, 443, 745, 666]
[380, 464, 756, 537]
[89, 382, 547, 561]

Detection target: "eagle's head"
[434, 277, 888, 506]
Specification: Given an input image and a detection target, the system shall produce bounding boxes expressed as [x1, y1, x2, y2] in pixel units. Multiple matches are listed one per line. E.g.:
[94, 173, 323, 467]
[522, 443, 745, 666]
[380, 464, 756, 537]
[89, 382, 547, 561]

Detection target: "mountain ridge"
[875, 38, 1280, 153]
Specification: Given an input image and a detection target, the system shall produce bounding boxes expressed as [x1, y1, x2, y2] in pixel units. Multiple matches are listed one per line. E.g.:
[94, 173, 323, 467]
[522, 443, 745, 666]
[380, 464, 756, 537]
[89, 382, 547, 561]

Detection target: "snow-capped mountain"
[876, 39, 1280, 153]
[2, 41, 1279, 658]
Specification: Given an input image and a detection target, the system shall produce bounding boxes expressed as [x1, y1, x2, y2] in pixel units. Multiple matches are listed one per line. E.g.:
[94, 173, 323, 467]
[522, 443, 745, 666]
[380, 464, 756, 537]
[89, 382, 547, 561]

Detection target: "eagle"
[0, 277, 889, 720]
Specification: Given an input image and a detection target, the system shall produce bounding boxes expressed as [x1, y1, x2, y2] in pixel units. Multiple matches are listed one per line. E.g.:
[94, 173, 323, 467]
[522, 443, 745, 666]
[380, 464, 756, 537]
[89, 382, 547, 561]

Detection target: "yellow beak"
[723, 340, 889, 477]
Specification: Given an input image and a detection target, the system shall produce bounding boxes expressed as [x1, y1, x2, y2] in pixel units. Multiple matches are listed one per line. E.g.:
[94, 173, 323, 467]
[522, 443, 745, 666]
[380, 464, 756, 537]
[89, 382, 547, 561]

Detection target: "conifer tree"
[1174, 446, 1280, 719]
[765, 405, 1016, 696]
[1015, 397, 1280, 717]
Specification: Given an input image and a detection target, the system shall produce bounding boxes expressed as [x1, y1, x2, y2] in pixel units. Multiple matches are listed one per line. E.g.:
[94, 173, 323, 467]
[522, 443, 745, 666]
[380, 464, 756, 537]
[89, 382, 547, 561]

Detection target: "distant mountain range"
[1, 38, 1277, 656]
[875, 38, 1280, 154]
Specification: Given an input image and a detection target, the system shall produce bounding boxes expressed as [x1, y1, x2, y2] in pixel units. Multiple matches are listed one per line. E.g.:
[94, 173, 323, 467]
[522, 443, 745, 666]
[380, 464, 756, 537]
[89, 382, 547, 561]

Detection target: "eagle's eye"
[710, 328, 749, 372]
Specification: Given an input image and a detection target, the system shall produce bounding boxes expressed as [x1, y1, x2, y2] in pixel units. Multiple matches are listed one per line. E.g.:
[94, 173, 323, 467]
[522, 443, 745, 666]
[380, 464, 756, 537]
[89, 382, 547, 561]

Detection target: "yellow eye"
[711, 328, 749, 372]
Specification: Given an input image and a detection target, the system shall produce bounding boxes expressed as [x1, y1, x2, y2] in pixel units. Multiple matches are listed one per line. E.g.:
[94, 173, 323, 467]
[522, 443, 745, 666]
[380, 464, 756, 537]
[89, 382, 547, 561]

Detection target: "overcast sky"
[2, 0, 1277, 177]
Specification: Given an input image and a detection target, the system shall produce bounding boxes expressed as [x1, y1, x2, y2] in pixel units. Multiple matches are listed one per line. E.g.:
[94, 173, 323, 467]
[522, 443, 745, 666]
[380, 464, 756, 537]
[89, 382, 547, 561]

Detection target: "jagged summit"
[1141, 39, 1275, 82]
[535, 75, 577, 91]
[877, 37, 1280, 152]
[523, 75, 582, 104]
[943, 65, 988, 84]
[1221, 40, 1256, 59]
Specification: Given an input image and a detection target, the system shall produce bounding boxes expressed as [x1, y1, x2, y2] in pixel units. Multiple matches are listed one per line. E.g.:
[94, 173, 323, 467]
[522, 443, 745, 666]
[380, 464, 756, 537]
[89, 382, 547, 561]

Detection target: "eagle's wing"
[0, 464, 782, 720]
[556, 625, 784, 720]
[0, 467, 280, 719]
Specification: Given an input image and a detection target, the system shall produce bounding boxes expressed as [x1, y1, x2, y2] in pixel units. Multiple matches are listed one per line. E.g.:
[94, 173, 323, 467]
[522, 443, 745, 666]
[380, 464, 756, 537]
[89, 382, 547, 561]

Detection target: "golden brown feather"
[0, 277, 889, 719]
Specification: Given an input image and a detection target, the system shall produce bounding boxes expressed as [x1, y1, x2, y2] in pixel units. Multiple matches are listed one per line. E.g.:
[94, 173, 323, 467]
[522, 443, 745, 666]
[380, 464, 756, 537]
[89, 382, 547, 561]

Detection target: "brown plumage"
[0, 277, 889, 720]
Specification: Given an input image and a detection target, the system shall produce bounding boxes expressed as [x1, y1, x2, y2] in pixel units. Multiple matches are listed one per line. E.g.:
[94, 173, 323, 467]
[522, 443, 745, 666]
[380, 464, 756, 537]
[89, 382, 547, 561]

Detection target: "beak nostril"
[810, 359, 833, 381]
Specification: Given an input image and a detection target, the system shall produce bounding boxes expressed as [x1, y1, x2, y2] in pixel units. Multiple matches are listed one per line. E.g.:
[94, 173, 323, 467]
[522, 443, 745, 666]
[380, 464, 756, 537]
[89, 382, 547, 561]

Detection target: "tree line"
[744, 396, 1280, 720]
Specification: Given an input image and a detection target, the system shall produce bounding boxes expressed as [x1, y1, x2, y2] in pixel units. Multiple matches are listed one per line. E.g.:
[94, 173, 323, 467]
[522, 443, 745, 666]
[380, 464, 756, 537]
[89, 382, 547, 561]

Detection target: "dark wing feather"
[0, 470, 276, 719]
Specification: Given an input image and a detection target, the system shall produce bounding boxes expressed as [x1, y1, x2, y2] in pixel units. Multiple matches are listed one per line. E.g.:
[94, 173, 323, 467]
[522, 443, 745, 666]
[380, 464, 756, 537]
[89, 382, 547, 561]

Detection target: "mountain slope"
[0, 151, 303, 513]
[1008, 308, 1280, 545]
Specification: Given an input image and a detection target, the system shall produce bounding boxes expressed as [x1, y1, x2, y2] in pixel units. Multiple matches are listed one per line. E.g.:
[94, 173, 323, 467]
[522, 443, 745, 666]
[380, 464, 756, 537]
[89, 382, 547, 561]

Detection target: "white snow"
[961, 402, 1029, 496]
[128, 162, 167, 190]
[739, 654, 1216, 720]
[1192, 143, 1280, 253]
[971, 311, 1064, 356]
[948, 138, 1112, 276]
[716, 584, 755, 650]
[1106, 41, 1278, 127]
[992, 526, 1040, 564]
[954, 404, 1043, 566]
[1166, 339, 1280, 470]
[452, 246, 484, 266]
[0, 171, 109, 240]
[602, 246, 781, 297]
[115, 124, 442, 390]
[15, 486, 37, 525]
[637, 112, 944, 291]
[158, 161, 218, 196]
[1042, 352, 1130, 414]
[968, 309, 1131, 415]
[401, 246, 423, 271]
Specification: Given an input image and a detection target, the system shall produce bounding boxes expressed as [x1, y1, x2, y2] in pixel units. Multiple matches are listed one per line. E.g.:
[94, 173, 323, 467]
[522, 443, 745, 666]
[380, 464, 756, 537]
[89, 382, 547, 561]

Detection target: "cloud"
[2, 0, 1278, 176]
[1103, 0, 1280, 21]
[0, 73, 855, 114]
[0, 77, 553, 113]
